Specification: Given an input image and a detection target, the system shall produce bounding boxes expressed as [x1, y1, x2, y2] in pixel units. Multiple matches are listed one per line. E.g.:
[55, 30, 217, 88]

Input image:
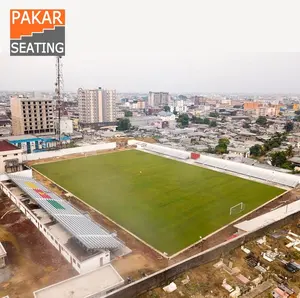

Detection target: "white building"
[57, 117, 73, 134]
[78, 88, 117, 124]
[102, 90, 117, 122]
[0, 140, 23, 174]
[170, 99, 187, 114]
[0, 242, 7, 268]
[157, 111, 175, 121]
[33, 264, 124, 298]
[78, 88, 103, 123]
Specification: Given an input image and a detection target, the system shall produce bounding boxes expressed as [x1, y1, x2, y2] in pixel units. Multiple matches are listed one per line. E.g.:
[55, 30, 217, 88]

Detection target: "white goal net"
[230, 202, 245, 216]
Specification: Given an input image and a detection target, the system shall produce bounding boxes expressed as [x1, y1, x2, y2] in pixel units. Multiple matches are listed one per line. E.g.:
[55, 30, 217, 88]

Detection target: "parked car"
[285, 262, 299, 273]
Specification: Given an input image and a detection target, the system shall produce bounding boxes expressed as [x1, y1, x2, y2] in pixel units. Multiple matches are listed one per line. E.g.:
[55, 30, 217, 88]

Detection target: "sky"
[1, 0, 300, 93]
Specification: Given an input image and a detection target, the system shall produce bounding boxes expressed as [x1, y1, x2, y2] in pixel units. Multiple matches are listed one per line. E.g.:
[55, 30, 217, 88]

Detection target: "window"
[3, 155, 7, 157]
[14, 153, 18, 156]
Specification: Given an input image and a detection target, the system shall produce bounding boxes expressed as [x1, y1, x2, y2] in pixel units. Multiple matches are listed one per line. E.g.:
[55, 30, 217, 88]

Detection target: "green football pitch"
[33, 150, 284, 255]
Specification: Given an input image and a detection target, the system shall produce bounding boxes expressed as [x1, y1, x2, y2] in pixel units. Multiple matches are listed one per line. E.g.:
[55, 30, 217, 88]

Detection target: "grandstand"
[141, 143, 190, 160]
[0, 173, 128, 274]
[9, 175, 122, 250]
[131, 140, 300, 188]
[195, 155, 299, 188]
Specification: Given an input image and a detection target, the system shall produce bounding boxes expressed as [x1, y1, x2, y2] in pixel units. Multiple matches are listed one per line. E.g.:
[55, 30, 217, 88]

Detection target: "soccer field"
[33, 150, 284, 255]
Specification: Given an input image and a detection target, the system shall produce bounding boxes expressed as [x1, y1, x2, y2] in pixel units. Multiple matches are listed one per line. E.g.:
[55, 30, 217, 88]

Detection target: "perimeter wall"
[23, 142, 117, 161]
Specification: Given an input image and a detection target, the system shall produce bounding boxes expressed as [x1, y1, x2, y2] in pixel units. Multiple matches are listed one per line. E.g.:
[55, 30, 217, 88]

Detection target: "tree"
[163, 105, 171, 112]
[178, 95, 187, 100]
[250, 144, 264, 157]
[270, 151, 288, 167]
[177, 113, 189, 127]
[294, 115, 300, 122]
[203, 118, 210, 125]
[284, 121, 294, 133]
[191, 116, 205, 124]
[286, 145, 293, 158]
[117, 118, 131, 131]
[219, 138, 230, 147]
[256, 116, 268, 126]
[209, 112, 219, 118]
[210, 120, 217, 127]
[173, 110, 178, 115]
[295, 110, 300, 115]
[124, 110, 133, 117]
[215, 138, 229, 154]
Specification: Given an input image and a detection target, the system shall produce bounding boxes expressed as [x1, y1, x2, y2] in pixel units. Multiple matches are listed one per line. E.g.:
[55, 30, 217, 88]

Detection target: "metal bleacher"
[143, 143, 190, 160]
[9, 174, 123, 250]
[196, 155, 299, 188]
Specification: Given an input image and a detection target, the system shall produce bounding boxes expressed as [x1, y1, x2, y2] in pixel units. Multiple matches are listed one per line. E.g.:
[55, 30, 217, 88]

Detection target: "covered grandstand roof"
[9, 175, 122, 250]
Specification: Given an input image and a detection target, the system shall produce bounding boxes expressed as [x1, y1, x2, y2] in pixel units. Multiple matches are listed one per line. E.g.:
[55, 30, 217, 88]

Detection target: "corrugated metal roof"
[9, 175, 122, 250]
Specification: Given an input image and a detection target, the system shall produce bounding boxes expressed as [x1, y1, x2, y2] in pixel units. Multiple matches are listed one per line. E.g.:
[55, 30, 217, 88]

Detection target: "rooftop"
[33, 264, 124, 298]
[0, 140, 19, 152]
[17, 97, 53, 102]
[289, 157, 300, 164]
[158, 111, 173, 117]
[0, 134, 37, 141]
[0, 242, 7, 258]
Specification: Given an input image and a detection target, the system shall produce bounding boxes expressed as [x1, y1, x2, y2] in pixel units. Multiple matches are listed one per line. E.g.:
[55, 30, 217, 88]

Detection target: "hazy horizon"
[1, 0, 300, 93]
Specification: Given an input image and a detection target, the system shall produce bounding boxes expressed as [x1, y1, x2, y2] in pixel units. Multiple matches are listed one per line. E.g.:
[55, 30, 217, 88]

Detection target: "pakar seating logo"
[10, 9, 65, 56]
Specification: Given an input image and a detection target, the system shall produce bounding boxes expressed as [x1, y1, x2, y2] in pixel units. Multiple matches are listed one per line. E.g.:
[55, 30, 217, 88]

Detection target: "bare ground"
[0, 195, 76, 298]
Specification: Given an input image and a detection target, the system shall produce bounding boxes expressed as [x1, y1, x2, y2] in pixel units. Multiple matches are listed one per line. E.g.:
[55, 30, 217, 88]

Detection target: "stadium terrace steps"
[8, 174, 123, 250]
[195, 156, 299, 188]
[142, 143, 190, 160]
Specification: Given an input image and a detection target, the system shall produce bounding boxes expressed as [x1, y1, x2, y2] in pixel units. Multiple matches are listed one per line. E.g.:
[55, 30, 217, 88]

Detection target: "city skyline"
[1, 0, 300, 93]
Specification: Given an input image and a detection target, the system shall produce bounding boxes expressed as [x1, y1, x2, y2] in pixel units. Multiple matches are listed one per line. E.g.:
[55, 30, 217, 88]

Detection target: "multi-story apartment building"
[11, 96, 55, 136]
[77, 88, 103, 123]
[102, 89, 117, 122]
[77, 87, 116, 123]
[148, 92, 170, 107]
[243, 101, 280, 117]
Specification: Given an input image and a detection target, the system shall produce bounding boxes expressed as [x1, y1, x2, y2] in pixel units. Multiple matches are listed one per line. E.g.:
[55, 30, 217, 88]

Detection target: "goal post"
[230, 202, 245, 216]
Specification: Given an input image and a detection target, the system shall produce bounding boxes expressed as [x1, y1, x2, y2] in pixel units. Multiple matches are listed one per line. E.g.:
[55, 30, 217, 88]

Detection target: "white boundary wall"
[0, 179, 110, 274]
[129, 140, 300, 188]
[24, 142, 117, 161]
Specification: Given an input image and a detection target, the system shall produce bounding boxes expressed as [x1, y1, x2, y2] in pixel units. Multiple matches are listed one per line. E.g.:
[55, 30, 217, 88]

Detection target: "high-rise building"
[148, 92, 170, 107]
[102, 89, 117, 122]
[77, 87, 116, 123]
[77, 88, 103, 123]
[11, 96, 55, 136]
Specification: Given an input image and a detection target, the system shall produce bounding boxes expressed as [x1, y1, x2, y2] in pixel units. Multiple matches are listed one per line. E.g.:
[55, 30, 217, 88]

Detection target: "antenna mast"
[55, 56, 63, 146]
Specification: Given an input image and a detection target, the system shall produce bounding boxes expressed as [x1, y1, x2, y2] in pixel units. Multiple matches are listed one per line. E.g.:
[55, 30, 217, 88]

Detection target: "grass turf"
[33, 150, 284, 255]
